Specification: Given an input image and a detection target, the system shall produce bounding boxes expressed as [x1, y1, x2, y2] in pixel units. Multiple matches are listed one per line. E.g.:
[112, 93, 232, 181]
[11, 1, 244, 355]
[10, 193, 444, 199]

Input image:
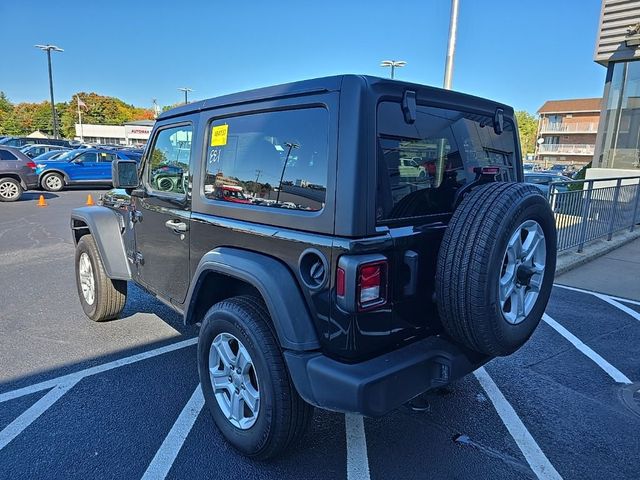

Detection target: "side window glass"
[203, 108, 329, 212]
[77, 152, 98, 163]
[99, 153, 116, 163]
[0, 150, 17, 160]
[146, 125, 193, 195]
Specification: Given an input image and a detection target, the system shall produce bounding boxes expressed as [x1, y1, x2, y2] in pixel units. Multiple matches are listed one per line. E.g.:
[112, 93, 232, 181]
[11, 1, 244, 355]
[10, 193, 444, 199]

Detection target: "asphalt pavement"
[1, 190, 639, 479]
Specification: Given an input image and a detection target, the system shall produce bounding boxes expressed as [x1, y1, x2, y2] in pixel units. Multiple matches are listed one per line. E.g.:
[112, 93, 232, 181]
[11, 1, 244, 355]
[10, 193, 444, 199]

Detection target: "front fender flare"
[185, 248, 320, 351]
[70, 206, 131, 280]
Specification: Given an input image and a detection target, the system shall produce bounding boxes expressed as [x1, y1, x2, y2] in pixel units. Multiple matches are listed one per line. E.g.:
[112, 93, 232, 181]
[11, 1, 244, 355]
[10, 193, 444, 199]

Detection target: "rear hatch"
[375, 97, 520, 344]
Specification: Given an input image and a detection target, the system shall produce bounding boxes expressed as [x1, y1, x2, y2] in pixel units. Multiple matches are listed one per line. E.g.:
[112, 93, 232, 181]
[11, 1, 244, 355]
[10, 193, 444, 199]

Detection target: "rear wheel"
[198, 295, 313, 459]
[436, 182, 557, 356]
[42, 172, 64, 192]
[0, 177, 22, 202]
[75, 234, 127, 322]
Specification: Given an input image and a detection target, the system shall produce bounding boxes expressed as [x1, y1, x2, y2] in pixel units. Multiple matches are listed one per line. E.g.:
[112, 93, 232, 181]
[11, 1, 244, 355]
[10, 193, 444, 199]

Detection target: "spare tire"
[436, 182, 556, 356]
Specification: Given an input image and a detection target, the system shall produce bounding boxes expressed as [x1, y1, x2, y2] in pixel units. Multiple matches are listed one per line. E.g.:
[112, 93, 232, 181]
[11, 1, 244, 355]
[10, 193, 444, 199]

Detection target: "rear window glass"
[376, 101, 516, 223]
[0, 149, 18, 160]
[204, 108, 329, 212]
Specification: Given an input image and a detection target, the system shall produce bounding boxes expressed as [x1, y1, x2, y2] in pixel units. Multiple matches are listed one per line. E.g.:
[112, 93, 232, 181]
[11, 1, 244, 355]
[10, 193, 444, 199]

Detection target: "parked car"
[0, 146, 38, 201]
[70, 75, 557, 459]
[525, 172, 572, 196]
[31, 149, 69, 163]
[523, 162, 541, 172]
[20, 144, 68, 159]
[0, 137, 73, 148]
[36, 148, 141, 192]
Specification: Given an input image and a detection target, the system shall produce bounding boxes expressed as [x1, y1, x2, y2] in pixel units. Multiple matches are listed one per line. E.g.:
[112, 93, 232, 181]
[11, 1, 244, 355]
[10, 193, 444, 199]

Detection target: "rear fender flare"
[185, 247, 320, 351]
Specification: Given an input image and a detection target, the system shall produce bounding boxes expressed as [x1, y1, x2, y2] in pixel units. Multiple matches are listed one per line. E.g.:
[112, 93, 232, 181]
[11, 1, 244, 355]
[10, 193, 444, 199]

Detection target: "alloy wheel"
[499, 220, 546, 325]
[208, 332, 260, 429]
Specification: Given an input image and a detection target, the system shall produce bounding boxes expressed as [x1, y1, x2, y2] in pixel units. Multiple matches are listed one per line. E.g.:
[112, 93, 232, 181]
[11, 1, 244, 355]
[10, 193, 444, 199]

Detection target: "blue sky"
[0, 0, 605, 114]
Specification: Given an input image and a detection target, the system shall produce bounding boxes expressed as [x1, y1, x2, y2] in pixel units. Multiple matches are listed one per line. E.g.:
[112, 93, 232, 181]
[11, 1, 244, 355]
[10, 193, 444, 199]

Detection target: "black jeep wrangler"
[70, 75, 556, 459]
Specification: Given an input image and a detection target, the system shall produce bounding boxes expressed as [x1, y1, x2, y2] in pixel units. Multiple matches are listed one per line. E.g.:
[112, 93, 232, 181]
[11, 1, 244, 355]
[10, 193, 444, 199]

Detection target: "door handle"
[164, 219, 188, 233]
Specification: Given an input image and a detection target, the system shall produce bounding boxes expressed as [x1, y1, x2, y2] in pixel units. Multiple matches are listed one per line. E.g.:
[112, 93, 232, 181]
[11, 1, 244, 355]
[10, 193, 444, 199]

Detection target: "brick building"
[535, 98, 601, 168]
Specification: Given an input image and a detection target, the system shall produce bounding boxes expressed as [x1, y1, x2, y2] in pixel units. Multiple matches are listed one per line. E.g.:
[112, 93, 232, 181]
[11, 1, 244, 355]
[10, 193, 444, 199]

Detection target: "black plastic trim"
[284, 335, 489, 416]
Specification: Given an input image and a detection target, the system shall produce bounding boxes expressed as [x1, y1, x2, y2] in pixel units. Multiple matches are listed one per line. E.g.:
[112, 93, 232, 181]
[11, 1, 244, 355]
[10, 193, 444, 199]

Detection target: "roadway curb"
[555, 229, 640, 275]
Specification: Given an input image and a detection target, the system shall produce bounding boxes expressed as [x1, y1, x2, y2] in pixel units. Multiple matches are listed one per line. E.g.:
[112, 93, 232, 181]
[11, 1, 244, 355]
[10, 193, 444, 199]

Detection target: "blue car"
[36, 148, 141, 192]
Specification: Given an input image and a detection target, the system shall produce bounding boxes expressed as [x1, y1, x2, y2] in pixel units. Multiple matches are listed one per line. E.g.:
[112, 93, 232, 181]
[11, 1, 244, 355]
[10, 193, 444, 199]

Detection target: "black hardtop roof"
[157, 74, 513, 120]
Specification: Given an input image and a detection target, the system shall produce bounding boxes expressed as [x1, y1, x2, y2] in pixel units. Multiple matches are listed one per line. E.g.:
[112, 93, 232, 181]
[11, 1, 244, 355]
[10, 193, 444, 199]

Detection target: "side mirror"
[112, 159, 139, 189]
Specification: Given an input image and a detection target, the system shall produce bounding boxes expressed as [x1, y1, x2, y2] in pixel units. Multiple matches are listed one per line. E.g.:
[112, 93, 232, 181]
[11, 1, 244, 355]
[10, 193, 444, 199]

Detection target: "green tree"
[515, 110, 538, 156]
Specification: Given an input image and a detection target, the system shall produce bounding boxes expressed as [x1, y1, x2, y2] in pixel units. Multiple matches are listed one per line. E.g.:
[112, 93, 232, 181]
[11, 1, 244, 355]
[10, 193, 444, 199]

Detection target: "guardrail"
[548, 176, 640, 252]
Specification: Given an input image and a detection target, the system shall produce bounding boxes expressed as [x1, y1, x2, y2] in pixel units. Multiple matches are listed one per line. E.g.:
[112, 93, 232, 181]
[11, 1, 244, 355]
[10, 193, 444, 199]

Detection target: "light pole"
[177, 87, 193, 104]
[34, 44, 63, 139]
[380, 60, 407, 79]
[443, 0, 460, 90]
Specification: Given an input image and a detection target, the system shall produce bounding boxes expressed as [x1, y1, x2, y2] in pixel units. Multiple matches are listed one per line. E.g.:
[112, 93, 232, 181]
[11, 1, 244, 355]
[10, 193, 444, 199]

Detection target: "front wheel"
[41, 172, 64, 192]
[197, 295, 313, 459]
[75, 234, 127, 321]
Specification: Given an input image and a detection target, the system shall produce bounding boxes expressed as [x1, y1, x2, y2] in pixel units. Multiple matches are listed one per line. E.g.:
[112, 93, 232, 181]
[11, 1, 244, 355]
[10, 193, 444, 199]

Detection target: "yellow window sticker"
[211, 124, 228, 146]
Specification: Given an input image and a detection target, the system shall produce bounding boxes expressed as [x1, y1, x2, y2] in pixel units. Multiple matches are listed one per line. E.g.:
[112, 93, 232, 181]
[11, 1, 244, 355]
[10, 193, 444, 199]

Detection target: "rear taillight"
[26, 161, 36, 170]
[335, 254, 388, 312]
[357, 260, 387, 310]
[336, 267, 346, 297]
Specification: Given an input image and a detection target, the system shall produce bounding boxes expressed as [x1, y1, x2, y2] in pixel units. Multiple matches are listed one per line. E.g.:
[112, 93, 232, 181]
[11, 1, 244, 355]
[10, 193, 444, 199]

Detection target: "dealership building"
[74, 120, 154, 146]
[593, 0, 640, 174]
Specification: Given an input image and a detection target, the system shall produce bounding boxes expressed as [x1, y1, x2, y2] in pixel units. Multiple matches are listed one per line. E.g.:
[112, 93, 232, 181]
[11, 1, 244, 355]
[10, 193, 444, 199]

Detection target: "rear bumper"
[284, 336, 489, 417]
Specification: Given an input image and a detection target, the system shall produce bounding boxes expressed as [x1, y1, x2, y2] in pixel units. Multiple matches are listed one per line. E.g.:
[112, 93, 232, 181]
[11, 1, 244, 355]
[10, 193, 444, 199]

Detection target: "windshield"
[376, 101, 517, 223]
[54, 150, 81, 162]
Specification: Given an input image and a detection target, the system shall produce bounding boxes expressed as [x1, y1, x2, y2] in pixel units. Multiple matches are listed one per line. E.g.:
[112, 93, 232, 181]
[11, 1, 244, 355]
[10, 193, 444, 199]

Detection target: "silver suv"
[0, 147, 38, 202]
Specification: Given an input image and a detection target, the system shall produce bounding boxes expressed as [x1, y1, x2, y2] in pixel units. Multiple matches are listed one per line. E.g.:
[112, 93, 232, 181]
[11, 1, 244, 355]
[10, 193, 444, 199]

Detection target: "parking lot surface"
[1, 190, 639, 479]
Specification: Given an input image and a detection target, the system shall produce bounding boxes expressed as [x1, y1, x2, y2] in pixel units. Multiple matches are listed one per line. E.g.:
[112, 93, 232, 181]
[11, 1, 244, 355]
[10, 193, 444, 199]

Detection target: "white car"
[399, 158, 426, 178]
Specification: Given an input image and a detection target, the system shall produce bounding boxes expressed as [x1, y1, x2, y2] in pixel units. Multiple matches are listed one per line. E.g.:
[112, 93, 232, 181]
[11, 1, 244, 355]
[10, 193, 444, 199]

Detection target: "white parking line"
[554, 284, 640, 307]
[141, 385, 204, 480]
[0, 379, 78, 451]
[592, 293, 640, 322]
[345, 414, 371, 480]
[474, 367, 563, 480]
[0, 337, 197, 404]
[542, 314, 632, 384]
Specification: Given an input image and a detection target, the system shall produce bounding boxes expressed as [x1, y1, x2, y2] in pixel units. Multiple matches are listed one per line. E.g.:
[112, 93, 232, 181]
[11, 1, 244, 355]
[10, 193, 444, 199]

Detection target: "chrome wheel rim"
[78, 252, 95, 305]
[208, 332, 260, 429]
[499, 220, 546, 325]
[0, 181, 19, 199]
[45, 175, 62, 190]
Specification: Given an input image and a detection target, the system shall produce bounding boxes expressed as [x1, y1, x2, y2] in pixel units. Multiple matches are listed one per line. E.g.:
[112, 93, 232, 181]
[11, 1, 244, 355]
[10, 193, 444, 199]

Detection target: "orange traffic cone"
[37, 195, 47, 207]
[86, 194, 95, 206]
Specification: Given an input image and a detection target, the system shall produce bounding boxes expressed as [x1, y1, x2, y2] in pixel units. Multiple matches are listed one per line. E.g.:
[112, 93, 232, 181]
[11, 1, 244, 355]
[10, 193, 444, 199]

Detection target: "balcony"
[538, 143, 595, 156]
[539, 121, 598, 134]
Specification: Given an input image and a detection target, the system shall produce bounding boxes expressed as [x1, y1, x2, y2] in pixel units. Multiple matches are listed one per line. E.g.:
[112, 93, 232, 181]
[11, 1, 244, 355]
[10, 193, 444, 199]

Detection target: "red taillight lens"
[26, 161, 36, 170]
[357, 261, 387, 310]
[336, 267, 346, 297]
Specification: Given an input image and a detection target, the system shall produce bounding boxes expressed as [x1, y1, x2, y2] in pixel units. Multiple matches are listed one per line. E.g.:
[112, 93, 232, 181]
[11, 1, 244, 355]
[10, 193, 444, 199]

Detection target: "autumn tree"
[515, 110, 538, 156]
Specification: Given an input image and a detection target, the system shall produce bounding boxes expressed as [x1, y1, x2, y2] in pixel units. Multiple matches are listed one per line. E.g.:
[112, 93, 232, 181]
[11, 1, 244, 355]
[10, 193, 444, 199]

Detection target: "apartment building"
[535, 98, 601, 168]
[593, 0, 640, 173]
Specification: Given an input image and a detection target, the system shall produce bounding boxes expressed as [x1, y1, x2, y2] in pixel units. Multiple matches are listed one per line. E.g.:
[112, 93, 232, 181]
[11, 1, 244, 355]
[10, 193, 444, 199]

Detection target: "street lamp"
[443, 0, 460, 90]
[177, 87, 193, 104]
[380, 60, 407, 79]
[34, 44, 63, 139]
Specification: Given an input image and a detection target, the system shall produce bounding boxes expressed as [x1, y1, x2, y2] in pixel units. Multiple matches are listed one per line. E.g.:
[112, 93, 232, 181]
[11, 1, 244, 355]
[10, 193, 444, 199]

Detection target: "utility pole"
[34, 44, 63, 138]
[177, 87, 193, 104]
[443, 0, 460, 90]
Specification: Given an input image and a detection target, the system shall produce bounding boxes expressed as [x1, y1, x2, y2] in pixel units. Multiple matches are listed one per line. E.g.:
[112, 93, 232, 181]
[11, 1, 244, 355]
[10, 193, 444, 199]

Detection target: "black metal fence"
[548, 176, 640, 252]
